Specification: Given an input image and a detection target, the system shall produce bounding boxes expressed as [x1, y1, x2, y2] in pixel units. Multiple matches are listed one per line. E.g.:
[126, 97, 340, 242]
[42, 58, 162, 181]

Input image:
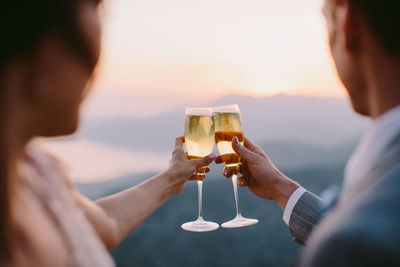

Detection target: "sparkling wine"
[181, 107, 219, 233]
[214, 131, 244, 165]
[213, 112, 244, 168]
[184, 114, 215, 173]
[213, 105, 259, 228]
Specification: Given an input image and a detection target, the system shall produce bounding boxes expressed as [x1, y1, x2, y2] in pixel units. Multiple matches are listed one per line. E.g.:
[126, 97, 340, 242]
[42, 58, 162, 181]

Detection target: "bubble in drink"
[214, 131, 244, 165]
[186, 155, 207, 174]
[213, 111, 244, 169]
[184, 114, 215, 179]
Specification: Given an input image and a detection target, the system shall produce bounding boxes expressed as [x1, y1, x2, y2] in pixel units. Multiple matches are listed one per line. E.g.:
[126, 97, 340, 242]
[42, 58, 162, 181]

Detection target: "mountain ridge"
[76, 94, 369, 152]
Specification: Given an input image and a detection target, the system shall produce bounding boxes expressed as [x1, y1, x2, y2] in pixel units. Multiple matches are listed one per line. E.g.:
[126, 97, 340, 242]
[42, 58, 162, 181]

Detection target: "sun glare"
[90, 0, 345, 116]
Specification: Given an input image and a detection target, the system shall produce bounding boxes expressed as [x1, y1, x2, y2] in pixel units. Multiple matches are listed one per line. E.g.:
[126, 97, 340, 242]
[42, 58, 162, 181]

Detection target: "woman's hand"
[216, 137, 299, 209]
[166, 136, 216, 195]
[89, 136, 215, 249]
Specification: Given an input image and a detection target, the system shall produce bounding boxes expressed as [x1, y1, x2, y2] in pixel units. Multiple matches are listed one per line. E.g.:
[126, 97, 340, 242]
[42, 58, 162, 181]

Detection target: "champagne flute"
[181, 107, 219, 232]
[213, 105, 259, 228]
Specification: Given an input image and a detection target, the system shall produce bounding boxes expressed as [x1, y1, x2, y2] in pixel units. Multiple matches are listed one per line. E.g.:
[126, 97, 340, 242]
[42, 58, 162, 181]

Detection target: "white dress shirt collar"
[283, 105, 400, 226]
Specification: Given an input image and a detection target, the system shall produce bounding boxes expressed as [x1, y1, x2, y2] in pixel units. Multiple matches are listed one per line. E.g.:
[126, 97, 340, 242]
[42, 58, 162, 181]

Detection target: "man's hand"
[216, 136, 300, 209]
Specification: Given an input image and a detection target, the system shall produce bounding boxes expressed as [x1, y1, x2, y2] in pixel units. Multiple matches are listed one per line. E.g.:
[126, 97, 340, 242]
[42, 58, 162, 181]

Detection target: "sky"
[47, 0, 353, 182]
[82, 0, 346, 118]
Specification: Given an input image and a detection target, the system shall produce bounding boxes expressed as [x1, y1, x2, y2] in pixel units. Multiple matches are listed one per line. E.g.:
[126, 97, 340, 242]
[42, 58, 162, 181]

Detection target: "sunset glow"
[83, 0, 346, 118]
[45, 0, 363, 182]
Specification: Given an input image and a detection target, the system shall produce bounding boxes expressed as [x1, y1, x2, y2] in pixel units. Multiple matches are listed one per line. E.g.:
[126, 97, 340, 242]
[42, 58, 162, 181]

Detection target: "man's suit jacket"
[290, 133, 400, 266]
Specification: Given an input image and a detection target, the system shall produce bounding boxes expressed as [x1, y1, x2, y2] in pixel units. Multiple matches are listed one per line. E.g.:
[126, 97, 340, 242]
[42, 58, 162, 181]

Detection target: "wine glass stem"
[197, 180, 203, 220]
[232, 174, 241, 216]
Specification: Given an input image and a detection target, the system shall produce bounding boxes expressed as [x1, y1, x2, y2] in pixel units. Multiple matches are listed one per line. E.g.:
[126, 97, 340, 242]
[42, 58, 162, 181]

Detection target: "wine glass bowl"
[212, 105, 259, 228]
[181, 107, 219, 232]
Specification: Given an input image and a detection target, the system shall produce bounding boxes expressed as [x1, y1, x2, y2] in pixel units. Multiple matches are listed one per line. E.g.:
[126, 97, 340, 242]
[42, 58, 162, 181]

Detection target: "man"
[217, 0, 400, 266]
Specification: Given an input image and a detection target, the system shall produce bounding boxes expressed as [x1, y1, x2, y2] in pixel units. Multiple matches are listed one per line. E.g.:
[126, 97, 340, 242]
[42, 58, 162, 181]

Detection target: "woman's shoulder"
[18, 140, 116, 267]
[22, 138, 73, 189]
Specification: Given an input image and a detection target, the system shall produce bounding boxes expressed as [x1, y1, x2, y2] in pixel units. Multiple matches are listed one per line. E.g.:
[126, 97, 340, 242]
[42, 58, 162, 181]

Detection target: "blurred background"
[41, 0, 370, 266]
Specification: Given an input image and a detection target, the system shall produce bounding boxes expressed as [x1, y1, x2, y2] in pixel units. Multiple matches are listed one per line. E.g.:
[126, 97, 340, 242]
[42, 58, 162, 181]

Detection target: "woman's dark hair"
[0, 0, 100, 262]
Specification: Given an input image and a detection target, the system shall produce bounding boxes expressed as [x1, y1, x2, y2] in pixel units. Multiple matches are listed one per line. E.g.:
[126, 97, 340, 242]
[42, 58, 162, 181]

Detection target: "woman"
[0, 0, 215, 266]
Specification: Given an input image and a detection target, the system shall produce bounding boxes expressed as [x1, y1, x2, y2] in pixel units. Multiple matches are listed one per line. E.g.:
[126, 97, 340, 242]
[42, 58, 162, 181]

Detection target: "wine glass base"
[181, 218, 219, 232]
[221, 215, 258, 228]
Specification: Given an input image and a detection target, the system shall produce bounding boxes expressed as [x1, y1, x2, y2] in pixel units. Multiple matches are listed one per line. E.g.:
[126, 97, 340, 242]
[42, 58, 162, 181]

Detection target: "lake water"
[39, 138, 170, 182]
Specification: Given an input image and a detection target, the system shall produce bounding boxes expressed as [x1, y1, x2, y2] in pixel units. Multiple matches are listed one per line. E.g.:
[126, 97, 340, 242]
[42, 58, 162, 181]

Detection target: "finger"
[244, 137, 268, 158]
[175, 136, 185, 148]
[191, 153, 216, 169]
[222, 166, 238, 178]
[197, 173, 206, 180]
[215, 155, 224, 164]
[232, 136, 258, 161]
[222, 168, 232, 178]
[237, 176, 247, 187]
[239, 162, 250, 176]
[188, 173, 206, 181]
[196, 166, 210, 173]
[244, 137, 260, 151]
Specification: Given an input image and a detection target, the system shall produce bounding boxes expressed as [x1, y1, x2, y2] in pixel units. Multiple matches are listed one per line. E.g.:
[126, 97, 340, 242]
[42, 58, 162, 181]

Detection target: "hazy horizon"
[81, 90, 349, 119]
[44, 94, 369, 183]
[87, 0, 346, 118]
[42, 0, 367, 184]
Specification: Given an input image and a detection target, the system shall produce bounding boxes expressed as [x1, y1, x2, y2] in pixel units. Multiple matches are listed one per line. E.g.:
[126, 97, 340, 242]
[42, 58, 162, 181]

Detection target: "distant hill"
[76, 94, 369, 153]
[76, 172, 153, 200]
[76, 162, 345, 267]
[260, 134, 359, 171]
[69, 94, 364, 266]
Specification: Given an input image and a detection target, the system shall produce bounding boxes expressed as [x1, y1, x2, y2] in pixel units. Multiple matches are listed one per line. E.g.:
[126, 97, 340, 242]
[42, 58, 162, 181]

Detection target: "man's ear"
[338, 0, 362, 53]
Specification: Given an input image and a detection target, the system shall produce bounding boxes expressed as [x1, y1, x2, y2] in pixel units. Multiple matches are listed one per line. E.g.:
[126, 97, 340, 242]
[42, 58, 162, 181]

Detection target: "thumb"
[192, 153, 216, 168]
[232, 137, 258, 161]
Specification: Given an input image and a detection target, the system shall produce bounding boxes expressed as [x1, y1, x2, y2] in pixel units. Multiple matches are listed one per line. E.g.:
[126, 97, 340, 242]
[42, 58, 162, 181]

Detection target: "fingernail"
[208, 153, 216, 160]
[233, 136, 239, 145]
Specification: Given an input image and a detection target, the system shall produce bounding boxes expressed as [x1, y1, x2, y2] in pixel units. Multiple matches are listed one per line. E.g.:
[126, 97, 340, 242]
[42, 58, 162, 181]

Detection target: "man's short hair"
[350, 0, 400, 57]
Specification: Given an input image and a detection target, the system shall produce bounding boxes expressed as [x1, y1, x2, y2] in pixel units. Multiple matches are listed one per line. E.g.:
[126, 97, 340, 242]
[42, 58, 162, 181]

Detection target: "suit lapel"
[339, 131, 400, 205]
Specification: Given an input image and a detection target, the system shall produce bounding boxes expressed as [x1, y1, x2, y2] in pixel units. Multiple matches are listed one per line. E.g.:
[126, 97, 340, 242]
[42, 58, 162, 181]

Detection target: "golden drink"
[184, 114, 215, 174]
[213, 105, 259, 228]
[213, 112, 244, 169]
[181, 107, 220, 232]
